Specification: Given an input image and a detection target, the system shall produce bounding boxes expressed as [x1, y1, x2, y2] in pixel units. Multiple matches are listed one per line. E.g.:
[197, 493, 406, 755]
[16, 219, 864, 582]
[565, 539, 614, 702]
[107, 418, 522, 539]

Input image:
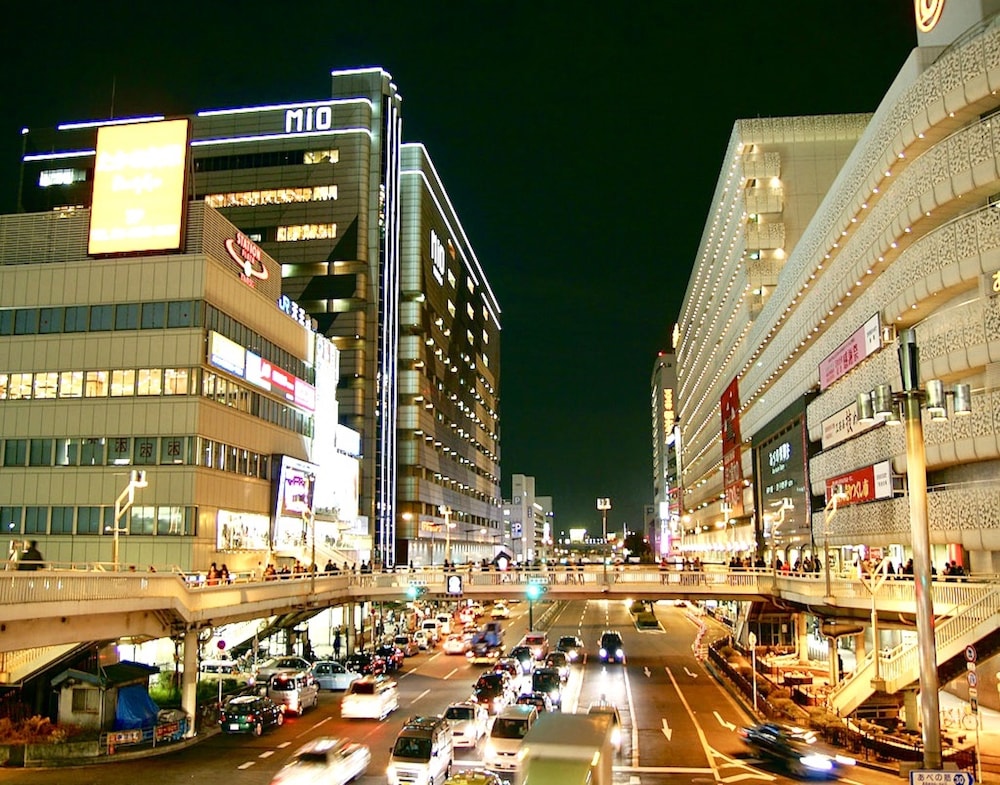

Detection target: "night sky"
[1, 2, 917, 537]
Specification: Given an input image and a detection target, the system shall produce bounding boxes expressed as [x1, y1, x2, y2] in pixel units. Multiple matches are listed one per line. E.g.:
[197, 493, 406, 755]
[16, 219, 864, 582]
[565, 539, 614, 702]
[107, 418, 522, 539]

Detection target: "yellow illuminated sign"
[88, 119, 189, 255]
[915, 0, 945, 32]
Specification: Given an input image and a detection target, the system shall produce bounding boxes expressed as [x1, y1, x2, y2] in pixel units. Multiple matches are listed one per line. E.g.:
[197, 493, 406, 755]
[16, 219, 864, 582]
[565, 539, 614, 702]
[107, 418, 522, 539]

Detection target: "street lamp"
[597, 497, 611, 582]
[823, 485, 849, 598]
[856, 327, 971, 770]
[109, 470, 148, 569]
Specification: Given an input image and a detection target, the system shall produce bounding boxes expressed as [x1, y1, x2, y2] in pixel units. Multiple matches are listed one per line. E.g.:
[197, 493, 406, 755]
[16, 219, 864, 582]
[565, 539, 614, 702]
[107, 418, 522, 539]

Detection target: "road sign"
[971, 697, 979, 714]
[217, 640, 226, 650]
[909, 770, 974, 785]
[748, 631, 757, 646]
[968, 671, 978, 688]
[965, 645, 977, 663]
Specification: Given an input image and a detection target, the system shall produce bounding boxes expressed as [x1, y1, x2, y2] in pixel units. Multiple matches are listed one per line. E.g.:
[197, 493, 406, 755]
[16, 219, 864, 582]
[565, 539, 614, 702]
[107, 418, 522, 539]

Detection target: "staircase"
[0, 643, 91, 685]
[829, 582, 1000, 716]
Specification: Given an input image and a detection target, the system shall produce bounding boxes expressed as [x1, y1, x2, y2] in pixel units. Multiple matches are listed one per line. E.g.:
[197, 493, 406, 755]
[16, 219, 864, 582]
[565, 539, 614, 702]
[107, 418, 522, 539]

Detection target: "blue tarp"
[114, 684, 160, 730]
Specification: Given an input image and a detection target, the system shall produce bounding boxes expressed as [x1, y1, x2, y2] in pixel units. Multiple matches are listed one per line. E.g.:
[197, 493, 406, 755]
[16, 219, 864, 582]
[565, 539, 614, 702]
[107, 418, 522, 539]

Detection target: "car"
[530, 667, 563, 709]
[492, 658, 520, 681]
[555, 635, 585, 663]
[269, 736, 371, 785]
[515, 691, 554, 713]
[543, 651, 570, 682]
[738, 722, 857, 779]
[444, 701, 490, 748]
[413, 629, 436, 650]
[587, 700, 623, 751]
[443, 634, 472, 655]
[340, 676, 399, 720]
[598, 630, 625, 664]
[521, 632, 549, 661]
[472, 671, 514, 715]
[254, 656, 313, 683]
[490, 601, 510, 619]
[311, 660, 360, 691]
[420, 618, 443, 643]
[200, 657, 242, 677]
[267, 670, 319, 715]
[483, 704, 538, 774]
[387, 715, 454, 785]
[219, 694, 284, 736]
[375, 643, 405, 672]
[393, 634, 420, 657]
[436, 612, 454, 635]
[444, 770, 503, 785]
[507, 646, 534, 675]
[343, 651, 386, 676]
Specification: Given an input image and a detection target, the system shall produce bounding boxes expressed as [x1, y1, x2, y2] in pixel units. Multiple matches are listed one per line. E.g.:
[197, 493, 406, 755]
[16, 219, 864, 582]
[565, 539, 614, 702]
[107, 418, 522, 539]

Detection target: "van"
[421, 618, 442, 642]
[266, 670, 319, 715]
[387, 714, 454, 785]
[484, 704, 538, 775]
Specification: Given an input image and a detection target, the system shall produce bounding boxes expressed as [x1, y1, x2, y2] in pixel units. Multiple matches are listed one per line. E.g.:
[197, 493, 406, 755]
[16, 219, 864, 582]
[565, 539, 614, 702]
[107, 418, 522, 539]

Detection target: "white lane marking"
[684, 666, 698, 678]
[714, 711, 736, 731]
[410, 689, 431, 705]
[613, 765, 714, 774]
[444, 667, 458, 680]
[666, 666, 721, 781]
[623, 660, 640, 768]
[277, 741, 291, 748]
[258, 750, 274, 758]
[643, 666, 651, 677]
[237, 761, 255, 769]
[661, 718, 673, 741]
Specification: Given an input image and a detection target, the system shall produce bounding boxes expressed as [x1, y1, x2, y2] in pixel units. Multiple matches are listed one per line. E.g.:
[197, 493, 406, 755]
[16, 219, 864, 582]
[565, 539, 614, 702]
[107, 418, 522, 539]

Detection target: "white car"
[340, 676, 399, 720]
[490, 602, 509, 619]
[443, 634, 471, 655]
[413, 629, 435, 650]
[311, 660, 360, 691]
[444, 701, 489, 748]
[269, 737, 371, 785]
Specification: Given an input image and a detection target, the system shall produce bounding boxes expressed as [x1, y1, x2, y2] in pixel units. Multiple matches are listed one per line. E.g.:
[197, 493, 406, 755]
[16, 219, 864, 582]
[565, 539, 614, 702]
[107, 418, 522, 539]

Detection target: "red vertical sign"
[721, 377, 744, 517]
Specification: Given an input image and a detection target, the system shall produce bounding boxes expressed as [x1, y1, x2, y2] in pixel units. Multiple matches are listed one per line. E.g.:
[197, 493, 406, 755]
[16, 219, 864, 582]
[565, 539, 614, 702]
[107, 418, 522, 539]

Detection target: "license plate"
[229, 724, 240, 731]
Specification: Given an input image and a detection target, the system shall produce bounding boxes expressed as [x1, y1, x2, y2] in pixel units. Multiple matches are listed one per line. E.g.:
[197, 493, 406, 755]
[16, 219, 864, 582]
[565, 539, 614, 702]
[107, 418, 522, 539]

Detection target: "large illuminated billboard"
[88, 118, 189, 255]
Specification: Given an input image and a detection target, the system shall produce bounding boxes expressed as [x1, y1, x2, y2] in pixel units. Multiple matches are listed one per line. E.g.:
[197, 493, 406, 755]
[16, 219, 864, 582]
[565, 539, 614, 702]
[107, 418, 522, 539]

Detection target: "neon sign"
[915, 0, 945, 32]
[224, 231, 269, 286]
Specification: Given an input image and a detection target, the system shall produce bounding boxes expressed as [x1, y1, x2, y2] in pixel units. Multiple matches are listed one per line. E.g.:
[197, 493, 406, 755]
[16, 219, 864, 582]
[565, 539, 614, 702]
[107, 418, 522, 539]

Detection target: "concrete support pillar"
[345, 603, 353, 655]
[796, 614, 809, 665]
[182, 628, 199, 737]
[828, 637, 839, 685]
[903, 688, 920, 731]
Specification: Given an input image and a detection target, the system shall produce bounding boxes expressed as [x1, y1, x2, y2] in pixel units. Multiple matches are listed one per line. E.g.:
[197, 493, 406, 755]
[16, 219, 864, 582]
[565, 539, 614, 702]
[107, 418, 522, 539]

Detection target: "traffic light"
[526, 582, 547, 601]
[406, 584, 428, 600]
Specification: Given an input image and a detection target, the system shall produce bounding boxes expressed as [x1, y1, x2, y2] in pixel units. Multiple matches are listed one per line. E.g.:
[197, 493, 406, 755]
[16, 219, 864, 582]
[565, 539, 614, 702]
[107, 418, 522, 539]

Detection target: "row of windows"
[0, 365, 312, 437]
[193, 147, 337, 173]
[276, 223, 337, 242]
[205, 185, 337, 209]
[1, 435, 272, 477]
[0, 300, 201, 336]
[2, 504, 196, 536]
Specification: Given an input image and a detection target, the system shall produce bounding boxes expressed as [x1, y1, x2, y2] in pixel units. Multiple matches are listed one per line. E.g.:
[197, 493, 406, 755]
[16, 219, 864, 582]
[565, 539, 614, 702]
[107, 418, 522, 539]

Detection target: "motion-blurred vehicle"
[393, 634, 420, 657]
[543, 651, 570, 682]
[443, 634, 472, 655]
[490, 601, 509, 619]
[555, 635, 585, 663]
[343, 650, 386, 676]
[598, 631, 625, 664]
[413, 629, 436, 650]
[444, 701, 490, 748]
[472, 671, 514, 715]
[587, 700, 623, 752]
[268, 737, 371, 785]
[311, 660, 359, 691]
[219, 694, 284, 736]
[340, 676, 399, 720]
[375, 643, 405, 672]
[738, 722, 857, 779]
[254, 656, 313, 683]
[516, 691, 554, 713]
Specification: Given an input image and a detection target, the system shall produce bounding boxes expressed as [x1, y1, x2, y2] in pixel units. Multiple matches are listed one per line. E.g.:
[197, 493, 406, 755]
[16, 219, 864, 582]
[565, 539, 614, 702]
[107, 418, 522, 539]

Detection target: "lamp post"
[856, 327, 971, 770]
[823, 486, 849, 598]
[597, 497, 611, 582]
[748, 630, 758, 715]
[439, 505, 453, 565]
[110, 470, 148, 569]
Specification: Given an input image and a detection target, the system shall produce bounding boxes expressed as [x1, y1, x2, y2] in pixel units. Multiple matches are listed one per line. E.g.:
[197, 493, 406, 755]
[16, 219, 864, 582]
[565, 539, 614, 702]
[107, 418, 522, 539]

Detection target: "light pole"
[109, 470, 148, 569]
[748, 630, 758, 715]
[439, 505, 453, 564]
[823, 485, 849, 598]
[856, 327, 971, 770]
[597, 497, 611, 582]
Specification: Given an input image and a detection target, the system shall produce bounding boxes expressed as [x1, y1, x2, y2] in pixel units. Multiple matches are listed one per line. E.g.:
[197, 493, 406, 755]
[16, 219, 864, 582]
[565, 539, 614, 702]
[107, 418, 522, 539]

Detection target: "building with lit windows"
[650, 351, 680, 556]
[505, 474, 552, 563]
[17, 67, 501, 566]
[0, 200, 342, 571]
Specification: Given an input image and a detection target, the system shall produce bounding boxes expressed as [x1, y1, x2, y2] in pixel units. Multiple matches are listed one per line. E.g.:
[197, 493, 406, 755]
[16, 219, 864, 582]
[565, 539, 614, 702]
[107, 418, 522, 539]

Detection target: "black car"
[219, 694, 284, 736]
[507, 646, 534, 675]
[492, 658, 520, 681]
[516, 691, 554, 713]
[530, 667, 562, 709]
[344, 651, 386, 676]
[555, 635, 585, 663]
[738, 722, 857, 779]
[375, 644, 405, 672]
[472, 671, 512, 714]
[598, 631, 625, 664]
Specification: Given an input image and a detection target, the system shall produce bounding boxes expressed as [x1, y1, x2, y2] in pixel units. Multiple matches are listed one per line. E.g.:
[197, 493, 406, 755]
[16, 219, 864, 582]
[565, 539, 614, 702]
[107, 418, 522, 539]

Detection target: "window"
[14, 309, 38, 335]
[51, 507, 74, 534]
[134, 437, 157, 465]
[304, 149, 339, 164]
[71, 688, 99, 713]
[85, 371, 108, 397]
[0, 311, 10, 335]
[167, 301, 197, 328]
[3, 440, 26, 466]
[24, 507, 48, 534]
[8, 373, 32, 400]
[33, 372, 58, 399]
[77, 507, 102, 535]
[137, 369, 162, 396]
[107, 437, 131, 465]
[0, 506, 23, 533]
[141, 302, 166, 329]
[64, 306, 88, 332]
[164, 368, 190, 395]
[160, 437, 185, 465]
[39, 307, 64, 334]
[157, 506, 185, 535]
[29, 439, 52, 466]
[79, 438, 105, 466]
[39, 168, 86, 187]
[276, 223, 336, 242]
[115, 303, 138, 330]
[110, 370, 135, 397]
[59, 371, 83, 398]
[130, 505, 155, 535]
[90, 305, 113, 331]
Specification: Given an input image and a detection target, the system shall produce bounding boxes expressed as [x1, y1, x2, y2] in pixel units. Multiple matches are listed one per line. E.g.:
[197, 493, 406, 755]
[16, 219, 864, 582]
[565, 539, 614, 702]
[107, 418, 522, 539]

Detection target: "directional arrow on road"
[683, 666, 698, 678]
[644, 666, 651, 678]
[714, 711, 736, 731]
[661, 718, 673, 741]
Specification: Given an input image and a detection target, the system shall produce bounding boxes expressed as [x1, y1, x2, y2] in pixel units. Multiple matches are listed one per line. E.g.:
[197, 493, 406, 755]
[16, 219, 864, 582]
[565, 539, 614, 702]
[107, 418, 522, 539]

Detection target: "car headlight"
[484, 741, 496, 759]
[565, 651, 578, 661]
[599, 648, 607, 658]
[616, 649, 624, 659]
[800, 754, 834, 772]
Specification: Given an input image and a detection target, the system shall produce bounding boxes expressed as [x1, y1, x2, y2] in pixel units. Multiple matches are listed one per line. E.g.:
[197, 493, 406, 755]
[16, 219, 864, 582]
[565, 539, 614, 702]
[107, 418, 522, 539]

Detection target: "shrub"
[0, 716, 88, 744]
[770, 697, 798, 719]
[635, 612, 660, 629]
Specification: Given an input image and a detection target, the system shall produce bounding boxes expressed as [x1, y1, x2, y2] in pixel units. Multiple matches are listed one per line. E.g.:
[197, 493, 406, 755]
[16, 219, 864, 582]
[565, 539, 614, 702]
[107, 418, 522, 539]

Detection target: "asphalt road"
[0, 599, 901, 785]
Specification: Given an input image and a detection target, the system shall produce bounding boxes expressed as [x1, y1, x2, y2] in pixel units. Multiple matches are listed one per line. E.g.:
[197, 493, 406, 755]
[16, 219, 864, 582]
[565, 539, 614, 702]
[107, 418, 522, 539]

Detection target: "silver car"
[269, 736, 371, 785]
[312, 660, 360, 691]
[444, 701, 489, 748]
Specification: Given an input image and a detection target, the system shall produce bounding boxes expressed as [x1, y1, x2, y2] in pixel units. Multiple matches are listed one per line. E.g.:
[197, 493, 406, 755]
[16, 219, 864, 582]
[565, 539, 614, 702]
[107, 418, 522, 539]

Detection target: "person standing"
[19, 541, 44, 571]
[333, 629, 342, 661]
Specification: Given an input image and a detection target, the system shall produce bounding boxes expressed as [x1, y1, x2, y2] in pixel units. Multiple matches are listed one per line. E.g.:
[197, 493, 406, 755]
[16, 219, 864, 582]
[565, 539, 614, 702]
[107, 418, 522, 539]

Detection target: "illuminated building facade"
[650, 351, 679, 556]
[675, 3, 1000, 575]
[17, 67, 500, 566]
[505, 474, 551, 563]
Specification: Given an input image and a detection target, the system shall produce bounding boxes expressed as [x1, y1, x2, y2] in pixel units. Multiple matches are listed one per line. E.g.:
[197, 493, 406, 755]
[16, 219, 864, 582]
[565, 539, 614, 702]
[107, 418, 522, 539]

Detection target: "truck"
[466, 621, 504, 665]
[519, 712, 614, 785]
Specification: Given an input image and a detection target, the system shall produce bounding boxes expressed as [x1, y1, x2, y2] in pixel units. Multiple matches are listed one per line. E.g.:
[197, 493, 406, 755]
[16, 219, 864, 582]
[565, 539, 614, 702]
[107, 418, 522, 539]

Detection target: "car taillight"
[247, 714, 256, 722]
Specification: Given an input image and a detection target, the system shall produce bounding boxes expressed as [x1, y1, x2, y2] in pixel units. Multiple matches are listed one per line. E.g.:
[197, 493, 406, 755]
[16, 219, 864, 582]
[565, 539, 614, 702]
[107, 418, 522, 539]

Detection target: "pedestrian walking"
[18, 540, 44, 571]
[333, 629, 342, 660]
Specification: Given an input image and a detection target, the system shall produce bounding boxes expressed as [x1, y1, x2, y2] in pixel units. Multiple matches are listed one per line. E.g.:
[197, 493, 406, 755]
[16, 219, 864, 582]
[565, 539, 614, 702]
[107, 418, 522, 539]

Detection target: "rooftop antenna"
[109, 75, 116, 119]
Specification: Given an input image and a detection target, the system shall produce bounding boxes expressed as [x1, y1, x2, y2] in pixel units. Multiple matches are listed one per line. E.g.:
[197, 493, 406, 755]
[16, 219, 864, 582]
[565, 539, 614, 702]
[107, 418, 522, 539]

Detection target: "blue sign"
[909, 771, 974, 785]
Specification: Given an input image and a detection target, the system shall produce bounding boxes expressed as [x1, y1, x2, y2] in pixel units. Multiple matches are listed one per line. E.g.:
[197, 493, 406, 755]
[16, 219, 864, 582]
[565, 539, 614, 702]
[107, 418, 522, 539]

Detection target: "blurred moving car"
[515, 691, 554, 713]
[269, 737, 371, 785]
[219, 694, 284, 736]
[340, 676, 399, 720]
[490, 601, 510, 619]
[443, 634, 472, 655]
[543, 651, 570, 682]
[254, 656, 313, 683]
[555, 635, 585, 663]
[587, 700, 623, 751]
[472, 671, 515, 715]
[444, 701, 490, 748]
[343, 651, 386, 676]
[375, 644, 405, 672]
[311, 660, 359, 691]
[393, 634, 420, 657]
[738, 722, 857, 779]
[413, 629, 436, 650]
[598, 630, 625, 664]
[267, 670, 319, 715]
